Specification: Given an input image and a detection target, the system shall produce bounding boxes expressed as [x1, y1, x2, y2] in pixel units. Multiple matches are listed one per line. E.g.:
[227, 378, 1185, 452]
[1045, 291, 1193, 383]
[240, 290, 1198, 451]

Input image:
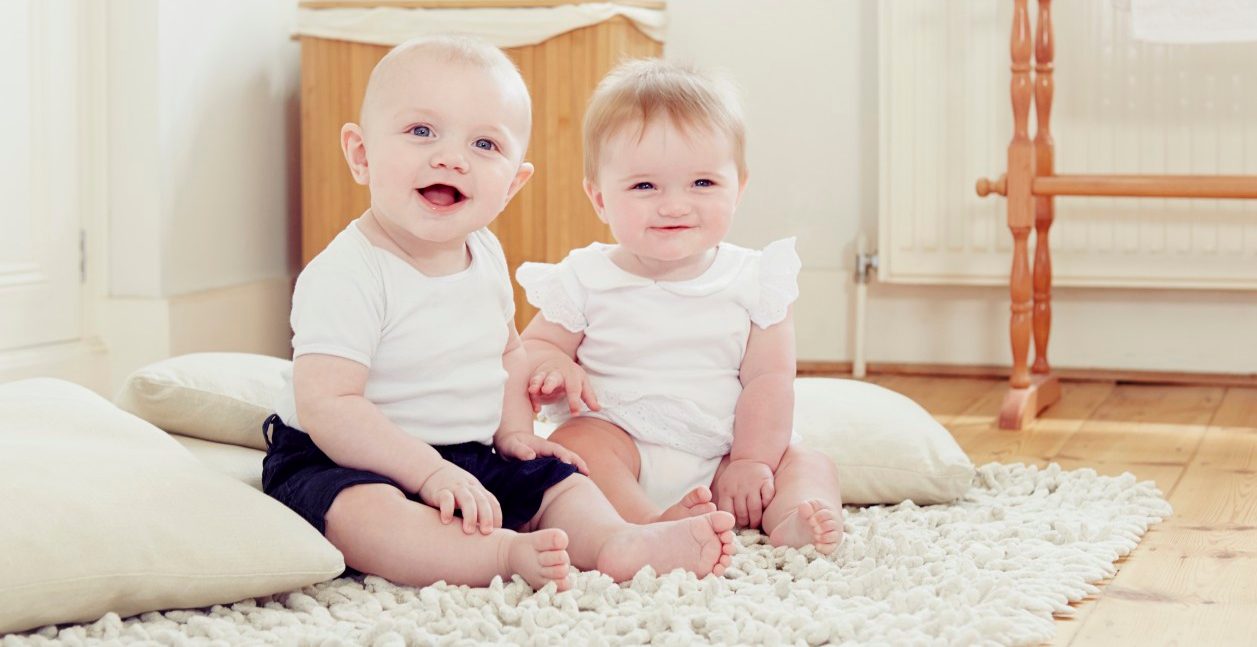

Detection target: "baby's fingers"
[474, 489, 497, 534]
[527, 372, 547, 395]
[487, 491, 503, 532]
[760, 480, 776, 508]
[567, 450, 590, 475]
[581, 373, 601, 411]
[544, 443, 589, 475]
[565, 375, 584, 414]
[438, 490, 456, 524]
[455, 486, 479, 534]
[746, 489, 764, 530]
[510, 439, 539, 461]
[734, 495, 751, 528]
[540, 372, 564, 395]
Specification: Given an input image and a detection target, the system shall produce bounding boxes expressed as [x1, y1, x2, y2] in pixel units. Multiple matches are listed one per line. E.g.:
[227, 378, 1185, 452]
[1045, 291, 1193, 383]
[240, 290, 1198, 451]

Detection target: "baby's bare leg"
[324, 483, 572, 590]
[527, 474, 736, 580]
[549, 418, 715, 523]
[757, 446, 844, 554]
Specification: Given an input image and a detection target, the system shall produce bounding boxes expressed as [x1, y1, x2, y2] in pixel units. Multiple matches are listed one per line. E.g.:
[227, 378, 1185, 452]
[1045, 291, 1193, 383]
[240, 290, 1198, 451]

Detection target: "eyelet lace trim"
[517, 264, 586, 333]
[748, 238, 802, 328]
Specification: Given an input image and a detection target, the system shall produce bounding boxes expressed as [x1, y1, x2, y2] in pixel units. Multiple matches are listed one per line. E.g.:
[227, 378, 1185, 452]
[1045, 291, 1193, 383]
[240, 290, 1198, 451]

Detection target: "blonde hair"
[361, 35, 531, 140]
[583, 59, 746, 181]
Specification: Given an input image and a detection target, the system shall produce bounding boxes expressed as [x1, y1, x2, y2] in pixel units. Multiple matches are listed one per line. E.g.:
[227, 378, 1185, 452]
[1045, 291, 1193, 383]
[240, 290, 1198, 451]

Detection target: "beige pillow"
[792, 377, 973, 505]
[115, 352, 290, 450]
[172, 434, 266, 491]
[0, 378, 343, 636]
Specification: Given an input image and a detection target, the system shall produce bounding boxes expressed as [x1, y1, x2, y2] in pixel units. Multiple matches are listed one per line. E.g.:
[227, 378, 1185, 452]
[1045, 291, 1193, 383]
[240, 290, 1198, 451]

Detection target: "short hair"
[360, 35, 531, 143]
[583, 59, 746, 181]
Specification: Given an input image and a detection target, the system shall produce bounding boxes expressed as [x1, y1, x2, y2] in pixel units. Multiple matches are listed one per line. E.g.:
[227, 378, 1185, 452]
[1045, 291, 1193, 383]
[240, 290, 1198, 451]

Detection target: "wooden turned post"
[1007, 0, 1035, 391]
[997, 0, 1062, 430]
[1032, 0, 1054, 375]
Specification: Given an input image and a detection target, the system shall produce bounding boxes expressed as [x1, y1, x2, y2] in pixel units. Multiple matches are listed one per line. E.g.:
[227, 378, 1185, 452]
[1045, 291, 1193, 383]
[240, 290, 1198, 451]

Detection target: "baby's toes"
[539, 549, 570, 568]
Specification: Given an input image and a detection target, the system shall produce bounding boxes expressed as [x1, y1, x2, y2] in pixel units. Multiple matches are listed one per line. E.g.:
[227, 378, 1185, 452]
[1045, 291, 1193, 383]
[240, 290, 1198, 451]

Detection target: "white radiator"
[877, 1, 1257, 289]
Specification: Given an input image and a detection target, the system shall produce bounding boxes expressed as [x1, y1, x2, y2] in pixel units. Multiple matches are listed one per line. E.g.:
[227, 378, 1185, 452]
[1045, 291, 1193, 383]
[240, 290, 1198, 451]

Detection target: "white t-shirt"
[273, 221, 515, 446]
[515, 238, 801, 459]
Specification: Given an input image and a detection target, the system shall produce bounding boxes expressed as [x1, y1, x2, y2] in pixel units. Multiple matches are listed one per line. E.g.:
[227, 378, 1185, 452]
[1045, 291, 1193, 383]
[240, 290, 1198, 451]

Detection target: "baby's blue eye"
[694, 178, 715, 188]
[631, 182, 655, 191]
[411, 125, 432, 137]
[474, 138, 497, 151]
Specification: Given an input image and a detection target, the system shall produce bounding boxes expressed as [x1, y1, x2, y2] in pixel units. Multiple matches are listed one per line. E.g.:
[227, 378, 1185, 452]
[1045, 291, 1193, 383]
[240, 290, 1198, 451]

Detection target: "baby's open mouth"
[417, 184, 466, 207]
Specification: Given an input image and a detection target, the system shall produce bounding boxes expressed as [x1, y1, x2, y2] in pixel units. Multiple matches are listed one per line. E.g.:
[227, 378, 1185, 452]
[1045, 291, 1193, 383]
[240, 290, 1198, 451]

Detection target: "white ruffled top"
[515, 238, 801, 459]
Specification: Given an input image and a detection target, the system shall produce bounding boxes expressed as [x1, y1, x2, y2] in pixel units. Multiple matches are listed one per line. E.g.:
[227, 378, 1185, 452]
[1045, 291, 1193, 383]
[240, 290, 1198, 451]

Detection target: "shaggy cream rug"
[9, 463, 1170, 646]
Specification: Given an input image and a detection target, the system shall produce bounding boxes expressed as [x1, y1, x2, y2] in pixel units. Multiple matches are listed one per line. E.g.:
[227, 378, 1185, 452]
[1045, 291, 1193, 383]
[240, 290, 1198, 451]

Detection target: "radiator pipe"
[853, 234, 878, 379]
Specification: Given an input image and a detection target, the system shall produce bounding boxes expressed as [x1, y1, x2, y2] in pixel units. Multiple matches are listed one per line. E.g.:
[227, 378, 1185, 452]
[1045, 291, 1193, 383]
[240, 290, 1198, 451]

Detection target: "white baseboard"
[0, 339, 111, 395]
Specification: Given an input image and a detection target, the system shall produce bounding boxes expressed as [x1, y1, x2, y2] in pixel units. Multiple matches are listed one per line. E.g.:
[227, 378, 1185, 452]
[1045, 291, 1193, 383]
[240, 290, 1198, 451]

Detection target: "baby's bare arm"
[732, 306, 798, 471]
[293, 354, 446, 493]
[520, 316, 582, 369]
[498, 322, 538, 437]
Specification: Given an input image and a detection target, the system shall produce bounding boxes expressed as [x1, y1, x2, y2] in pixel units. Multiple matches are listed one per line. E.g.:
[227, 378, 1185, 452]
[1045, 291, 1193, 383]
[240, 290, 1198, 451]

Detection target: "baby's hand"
[416, 461, 502, 535]
[528, 358, 600, 415]
[495, 431, 590, 475]
[715, 459, 776, 530]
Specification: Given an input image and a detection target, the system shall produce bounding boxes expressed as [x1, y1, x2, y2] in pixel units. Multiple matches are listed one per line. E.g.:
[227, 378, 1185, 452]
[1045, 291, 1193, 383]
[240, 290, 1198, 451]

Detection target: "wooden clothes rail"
[975, 0, 1257, 430]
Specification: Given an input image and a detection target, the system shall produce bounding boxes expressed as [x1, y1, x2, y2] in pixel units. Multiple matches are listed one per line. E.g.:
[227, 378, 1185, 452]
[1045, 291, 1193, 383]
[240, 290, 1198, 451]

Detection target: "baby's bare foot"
[767, 499, 843, 555]
[654, 486, 717, 522]
[504, 528, 572, 591]
[596, 511, 736, 581]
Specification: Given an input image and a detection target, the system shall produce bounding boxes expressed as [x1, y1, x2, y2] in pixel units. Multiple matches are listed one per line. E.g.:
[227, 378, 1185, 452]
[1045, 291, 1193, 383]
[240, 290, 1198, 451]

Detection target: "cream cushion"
[114, 352, 289, 451]
[0, 379, 344, 636]
[172, 435, 266, 491]
[791, 377, 973, 505]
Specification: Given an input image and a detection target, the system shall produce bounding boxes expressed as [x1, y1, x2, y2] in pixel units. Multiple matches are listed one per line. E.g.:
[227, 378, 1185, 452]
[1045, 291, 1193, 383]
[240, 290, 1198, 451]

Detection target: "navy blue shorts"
[260, 414, 579, 535]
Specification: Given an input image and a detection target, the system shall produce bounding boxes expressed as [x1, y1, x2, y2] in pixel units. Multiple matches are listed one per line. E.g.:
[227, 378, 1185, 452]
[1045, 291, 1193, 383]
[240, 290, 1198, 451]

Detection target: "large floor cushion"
[0, 379, 343, 635]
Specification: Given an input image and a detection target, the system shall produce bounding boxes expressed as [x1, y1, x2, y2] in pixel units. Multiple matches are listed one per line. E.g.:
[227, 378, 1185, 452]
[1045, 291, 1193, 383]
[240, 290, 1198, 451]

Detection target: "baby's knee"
[550, 419, 631, 452]
[545, 424, 585, 449]
[326, 483, 405, 525]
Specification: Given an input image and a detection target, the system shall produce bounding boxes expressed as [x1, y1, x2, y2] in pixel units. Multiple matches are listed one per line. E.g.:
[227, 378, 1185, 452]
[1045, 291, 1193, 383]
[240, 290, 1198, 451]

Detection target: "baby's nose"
[430, 148, 469, 173]
[658, 201, 692, 217]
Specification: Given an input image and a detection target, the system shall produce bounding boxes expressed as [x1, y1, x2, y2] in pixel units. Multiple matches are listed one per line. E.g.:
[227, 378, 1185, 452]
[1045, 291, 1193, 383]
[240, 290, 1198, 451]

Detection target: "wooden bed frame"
[975, 0, 1257, 430]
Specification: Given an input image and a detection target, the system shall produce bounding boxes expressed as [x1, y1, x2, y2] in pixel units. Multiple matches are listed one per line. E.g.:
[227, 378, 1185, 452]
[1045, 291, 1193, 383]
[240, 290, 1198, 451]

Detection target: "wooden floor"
[868, 375, 1257, 647]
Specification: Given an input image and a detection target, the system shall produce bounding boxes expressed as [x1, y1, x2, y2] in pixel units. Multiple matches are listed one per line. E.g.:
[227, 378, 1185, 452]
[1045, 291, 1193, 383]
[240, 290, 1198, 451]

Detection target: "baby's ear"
[583, 178, 607, 222]
[505, 162, 534, 203]
[340, 123, 370, 185]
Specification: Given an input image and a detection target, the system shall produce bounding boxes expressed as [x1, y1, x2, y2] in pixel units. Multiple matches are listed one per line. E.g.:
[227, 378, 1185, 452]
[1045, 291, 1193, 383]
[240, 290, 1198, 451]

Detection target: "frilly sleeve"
[748, 237, 802, 329]
[515, 261, 588, 333]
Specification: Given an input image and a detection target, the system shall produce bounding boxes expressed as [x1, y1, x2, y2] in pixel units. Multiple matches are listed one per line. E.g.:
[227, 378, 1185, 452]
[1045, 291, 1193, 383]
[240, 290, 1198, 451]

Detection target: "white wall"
[110, 0, 298, 298]
[666, 0, 1257, 374]
[157, 0, 298, 295]
[95, 0, 298, 391]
